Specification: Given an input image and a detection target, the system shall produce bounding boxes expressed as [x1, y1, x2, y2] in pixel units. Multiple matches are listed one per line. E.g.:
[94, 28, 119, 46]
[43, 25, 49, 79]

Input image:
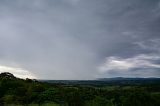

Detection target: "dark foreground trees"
[0, 72, 160, 106]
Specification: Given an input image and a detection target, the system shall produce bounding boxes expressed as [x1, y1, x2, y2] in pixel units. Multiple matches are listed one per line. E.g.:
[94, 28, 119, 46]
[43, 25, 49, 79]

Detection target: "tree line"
[0, 72, 160, 106]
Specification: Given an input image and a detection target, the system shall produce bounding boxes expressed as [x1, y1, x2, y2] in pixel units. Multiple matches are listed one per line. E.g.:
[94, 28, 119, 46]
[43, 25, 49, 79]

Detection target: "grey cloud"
[0, 0, 160, 79]
[98, 54, 160, 78]
[134, 39, 160, 52]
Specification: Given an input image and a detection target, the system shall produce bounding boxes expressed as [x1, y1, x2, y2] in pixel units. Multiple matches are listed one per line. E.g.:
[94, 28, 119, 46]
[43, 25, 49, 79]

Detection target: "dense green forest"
[0, 72, 160, 106]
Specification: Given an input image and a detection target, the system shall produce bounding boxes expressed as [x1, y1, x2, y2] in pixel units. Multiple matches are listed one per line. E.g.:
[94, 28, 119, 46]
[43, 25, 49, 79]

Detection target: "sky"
[0, 0, 160, 79]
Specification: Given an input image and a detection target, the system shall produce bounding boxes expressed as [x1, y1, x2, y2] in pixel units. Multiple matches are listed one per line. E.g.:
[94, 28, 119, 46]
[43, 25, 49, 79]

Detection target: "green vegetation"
[0, 72, 160, 106]
[4, 102, 59, 106]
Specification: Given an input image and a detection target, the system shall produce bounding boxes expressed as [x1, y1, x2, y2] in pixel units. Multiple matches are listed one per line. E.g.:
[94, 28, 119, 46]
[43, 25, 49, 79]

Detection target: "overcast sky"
[0, 0, 160, 79]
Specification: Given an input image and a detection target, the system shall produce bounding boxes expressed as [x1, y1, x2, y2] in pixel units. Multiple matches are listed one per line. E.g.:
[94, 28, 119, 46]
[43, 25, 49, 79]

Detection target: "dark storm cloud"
[0, 0, 160, 79]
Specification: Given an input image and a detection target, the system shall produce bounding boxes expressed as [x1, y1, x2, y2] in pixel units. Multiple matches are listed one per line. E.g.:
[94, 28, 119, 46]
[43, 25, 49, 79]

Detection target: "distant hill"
[98, 77, 160, 81]
[40, 77, 160, 87]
